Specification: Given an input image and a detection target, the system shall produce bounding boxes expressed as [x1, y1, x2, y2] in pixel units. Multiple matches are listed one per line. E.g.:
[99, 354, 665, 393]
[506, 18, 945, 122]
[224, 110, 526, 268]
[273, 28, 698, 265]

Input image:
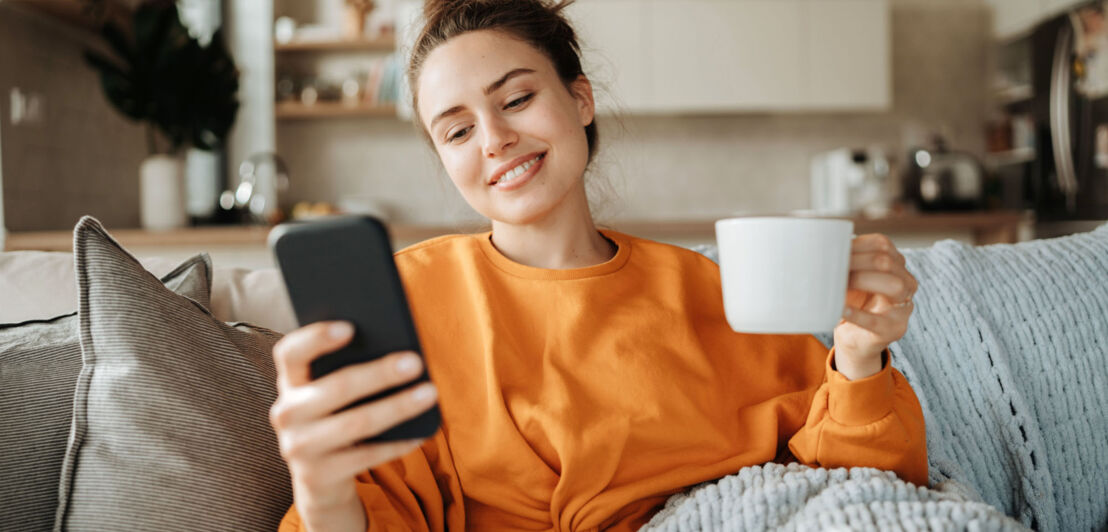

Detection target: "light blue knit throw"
[891, 225, 1108, 531]
[640, 462, 1028, 531]
[685, 225, 1108, 531]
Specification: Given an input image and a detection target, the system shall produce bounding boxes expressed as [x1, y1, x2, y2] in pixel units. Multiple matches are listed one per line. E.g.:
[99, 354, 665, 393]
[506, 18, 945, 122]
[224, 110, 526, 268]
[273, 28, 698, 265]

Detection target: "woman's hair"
[406, 0, 599, 166]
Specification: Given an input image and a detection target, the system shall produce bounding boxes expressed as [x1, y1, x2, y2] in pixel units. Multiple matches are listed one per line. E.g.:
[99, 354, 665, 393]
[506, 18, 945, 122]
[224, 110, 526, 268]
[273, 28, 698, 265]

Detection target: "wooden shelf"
[276, 101, 397, 120]
[275, 36, 395, 53]
[5, 210, 1037, 252]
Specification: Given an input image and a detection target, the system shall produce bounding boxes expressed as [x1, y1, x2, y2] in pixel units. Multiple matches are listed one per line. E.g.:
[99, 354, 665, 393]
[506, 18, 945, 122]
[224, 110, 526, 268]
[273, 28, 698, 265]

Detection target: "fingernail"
[329, 322, 353, 339]
[396, 353, 421, 374]
[413, 383, 437, 402]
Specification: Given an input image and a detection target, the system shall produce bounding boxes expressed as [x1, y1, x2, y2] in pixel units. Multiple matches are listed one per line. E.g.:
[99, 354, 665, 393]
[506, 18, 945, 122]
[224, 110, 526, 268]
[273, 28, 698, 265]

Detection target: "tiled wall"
[0, 4, 148, 232]
[276, 0, 991, 227]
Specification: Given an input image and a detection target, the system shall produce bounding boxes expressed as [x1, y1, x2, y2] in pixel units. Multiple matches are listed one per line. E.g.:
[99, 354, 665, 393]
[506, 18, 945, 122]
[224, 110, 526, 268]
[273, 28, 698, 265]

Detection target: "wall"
[0, 80, 6, 248]
[0, 4, 148, 232]
[276, 0, 991, 227]
[0, 0, 991, 232]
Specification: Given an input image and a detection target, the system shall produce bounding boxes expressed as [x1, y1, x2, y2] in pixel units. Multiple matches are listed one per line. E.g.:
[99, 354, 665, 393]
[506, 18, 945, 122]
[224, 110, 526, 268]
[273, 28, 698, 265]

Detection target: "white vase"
[140, 155, 187, 231]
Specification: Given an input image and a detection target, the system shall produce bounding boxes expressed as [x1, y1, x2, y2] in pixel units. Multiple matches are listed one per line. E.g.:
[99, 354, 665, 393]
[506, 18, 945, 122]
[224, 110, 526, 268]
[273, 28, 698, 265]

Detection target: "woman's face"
[416, 30, 595, 225]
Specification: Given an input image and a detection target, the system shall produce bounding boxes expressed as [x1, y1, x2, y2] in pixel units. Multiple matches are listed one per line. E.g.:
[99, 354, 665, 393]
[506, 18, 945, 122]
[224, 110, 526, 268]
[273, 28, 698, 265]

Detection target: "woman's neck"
[488, 189, 616, 270]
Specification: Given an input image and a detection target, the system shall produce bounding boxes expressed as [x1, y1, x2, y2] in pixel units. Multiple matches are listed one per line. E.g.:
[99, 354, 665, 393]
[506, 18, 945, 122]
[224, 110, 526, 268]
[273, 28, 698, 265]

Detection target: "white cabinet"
[987, 0, 1042, 40]
[648, 0, 806, 112]
[1041, 0, 1087, 17]
[570, 0, 889, 113]
[565, 0, 651, 114]
[987, 0, 1085, 41]
[807, 0, 890, 109]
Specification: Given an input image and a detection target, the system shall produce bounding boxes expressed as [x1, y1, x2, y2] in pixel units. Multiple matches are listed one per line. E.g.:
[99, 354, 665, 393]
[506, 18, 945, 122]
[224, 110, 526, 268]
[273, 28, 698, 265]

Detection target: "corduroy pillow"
[52, 217, 291, 532]
[0, 253, 212, 532]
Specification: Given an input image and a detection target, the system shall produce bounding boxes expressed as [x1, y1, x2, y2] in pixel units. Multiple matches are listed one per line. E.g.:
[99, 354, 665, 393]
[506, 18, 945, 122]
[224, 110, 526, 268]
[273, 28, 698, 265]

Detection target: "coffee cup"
[715, 216, 854, 334]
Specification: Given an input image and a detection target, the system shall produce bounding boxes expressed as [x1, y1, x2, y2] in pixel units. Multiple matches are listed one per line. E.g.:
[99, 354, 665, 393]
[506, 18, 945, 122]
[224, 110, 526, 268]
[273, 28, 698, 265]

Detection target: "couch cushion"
[0, 251, 184, 325]
[210, 266, 298, 333]
[52, 216, 291, 532]
[0, 254, 212, 532]
[0, 251, 297, 333]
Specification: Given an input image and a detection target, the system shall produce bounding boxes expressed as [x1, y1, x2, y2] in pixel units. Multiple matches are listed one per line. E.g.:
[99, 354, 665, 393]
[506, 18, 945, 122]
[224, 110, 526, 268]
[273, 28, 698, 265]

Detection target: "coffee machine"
[810, 148, 892, 217]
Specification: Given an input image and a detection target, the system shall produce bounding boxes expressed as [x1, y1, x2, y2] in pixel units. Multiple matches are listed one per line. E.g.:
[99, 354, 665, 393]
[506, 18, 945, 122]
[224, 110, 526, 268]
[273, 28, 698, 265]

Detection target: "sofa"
[1, 216, 1105, 531]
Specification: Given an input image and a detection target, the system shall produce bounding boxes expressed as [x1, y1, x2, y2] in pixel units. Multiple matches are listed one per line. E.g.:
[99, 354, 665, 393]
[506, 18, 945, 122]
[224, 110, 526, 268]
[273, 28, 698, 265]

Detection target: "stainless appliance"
[902, 136, 986, 211]
[1026, 5, 1108, 221]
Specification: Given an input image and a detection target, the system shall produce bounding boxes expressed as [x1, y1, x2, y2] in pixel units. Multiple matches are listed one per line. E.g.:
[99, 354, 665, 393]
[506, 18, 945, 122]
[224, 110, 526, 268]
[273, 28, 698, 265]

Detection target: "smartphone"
[268, 215, 440, 442]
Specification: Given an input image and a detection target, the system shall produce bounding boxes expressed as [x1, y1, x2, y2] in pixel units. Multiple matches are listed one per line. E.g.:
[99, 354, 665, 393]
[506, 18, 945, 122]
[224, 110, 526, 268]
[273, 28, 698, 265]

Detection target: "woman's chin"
[486, 203, 556, 227]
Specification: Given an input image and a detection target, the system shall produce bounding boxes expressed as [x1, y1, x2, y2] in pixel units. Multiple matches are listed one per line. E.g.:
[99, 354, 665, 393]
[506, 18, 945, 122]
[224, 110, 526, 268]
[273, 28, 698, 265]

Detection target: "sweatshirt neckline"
[474, 229, 632, 280]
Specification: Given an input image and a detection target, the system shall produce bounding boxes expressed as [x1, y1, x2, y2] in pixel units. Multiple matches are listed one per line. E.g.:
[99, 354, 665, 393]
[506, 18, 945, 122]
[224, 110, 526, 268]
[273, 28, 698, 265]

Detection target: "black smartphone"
[268, 215, 440, 442]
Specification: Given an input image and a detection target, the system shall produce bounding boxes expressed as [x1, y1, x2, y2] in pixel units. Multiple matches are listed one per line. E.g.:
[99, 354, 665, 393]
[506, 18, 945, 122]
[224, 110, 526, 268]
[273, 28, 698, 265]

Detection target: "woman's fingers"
[270, 350, 426, 430]
[842, 301, 913, 337]
[849, 251, 905, 273]
[279, 381, 438, 460]
[848, 270, 917, 304]
[273, 321, 355, 390]
[851, 233, 905, 261]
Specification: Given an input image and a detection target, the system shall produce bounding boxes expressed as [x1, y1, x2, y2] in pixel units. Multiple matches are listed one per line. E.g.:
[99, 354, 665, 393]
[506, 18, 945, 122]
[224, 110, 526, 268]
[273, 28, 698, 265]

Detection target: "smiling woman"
[271, 2, 929, 531]
[405, 0, 608, 267]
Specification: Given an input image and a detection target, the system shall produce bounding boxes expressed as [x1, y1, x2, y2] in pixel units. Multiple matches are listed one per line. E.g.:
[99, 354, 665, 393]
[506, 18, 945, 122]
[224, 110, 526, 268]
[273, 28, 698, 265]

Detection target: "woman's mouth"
[491, 153, 545, 190]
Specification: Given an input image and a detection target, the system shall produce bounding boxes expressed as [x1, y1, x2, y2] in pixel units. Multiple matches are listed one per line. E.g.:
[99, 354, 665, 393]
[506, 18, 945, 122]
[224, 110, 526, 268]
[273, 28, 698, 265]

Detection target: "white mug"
[715, 217, 854, 334]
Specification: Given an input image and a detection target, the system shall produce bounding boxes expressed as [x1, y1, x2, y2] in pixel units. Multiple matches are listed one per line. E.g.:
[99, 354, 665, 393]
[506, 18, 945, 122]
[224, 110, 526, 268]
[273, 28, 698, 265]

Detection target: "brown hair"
[406, 0, 599, 166]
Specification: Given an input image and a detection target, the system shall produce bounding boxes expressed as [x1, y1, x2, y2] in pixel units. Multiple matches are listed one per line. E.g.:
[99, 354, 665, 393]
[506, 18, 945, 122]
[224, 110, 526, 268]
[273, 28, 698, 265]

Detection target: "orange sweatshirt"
[278, 230, 928, 532]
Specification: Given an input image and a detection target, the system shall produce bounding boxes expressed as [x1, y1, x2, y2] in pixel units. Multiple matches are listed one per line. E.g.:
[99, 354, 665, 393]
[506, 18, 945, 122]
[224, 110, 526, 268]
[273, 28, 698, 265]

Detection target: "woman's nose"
[481, 115, 518, 158]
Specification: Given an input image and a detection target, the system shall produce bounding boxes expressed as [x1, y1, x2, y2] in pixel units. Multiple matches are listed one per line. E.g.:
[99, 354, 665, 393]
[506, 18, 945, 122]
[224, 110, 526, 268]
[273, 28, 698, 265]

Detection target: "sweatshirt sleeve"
[277, 430, 465, 532]
[787, 346, 929, 487]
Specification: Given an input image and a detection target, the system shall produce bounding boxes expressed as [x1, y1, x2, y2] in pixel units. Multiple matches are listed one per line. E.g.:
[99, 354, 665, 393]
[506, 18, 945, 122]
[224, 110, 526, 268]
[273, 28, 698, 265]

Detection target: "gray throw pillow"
[52, 216, 291, 532]
[0, 252, 213, 532]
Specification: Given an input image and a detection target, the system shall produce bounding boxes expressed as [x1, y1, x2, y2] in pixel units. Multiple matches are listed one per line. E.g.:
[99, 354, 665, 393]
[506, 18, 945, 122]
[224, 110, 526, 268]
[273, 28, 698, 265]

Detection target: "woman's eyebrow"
[429, 68, 536, 130]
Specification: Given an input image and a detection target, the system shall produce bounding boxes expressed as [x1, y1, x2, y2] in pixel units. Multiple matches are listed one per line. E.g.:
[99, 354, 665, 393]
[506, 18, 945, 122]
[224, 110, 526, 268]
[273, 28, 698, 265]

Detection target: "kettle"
[217, 152, 290, 225]
[903, 136, 985, 211]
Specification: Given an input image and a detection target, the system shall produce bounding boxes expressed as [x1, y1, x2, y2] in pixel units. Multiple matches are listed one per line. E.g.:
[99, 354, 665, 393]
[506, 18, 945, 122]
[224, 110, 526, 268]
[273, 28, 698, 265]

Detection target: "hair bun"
[422, 0, 574, 21]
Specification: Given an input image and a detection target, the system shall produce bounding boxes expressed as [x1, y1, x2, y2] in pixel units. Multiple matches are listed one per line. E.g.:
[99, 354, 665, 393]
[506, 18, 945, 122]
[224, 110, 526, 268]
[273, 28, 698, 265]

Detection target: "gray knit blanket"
[641, 462, 1027, 531]
[677, 225, 1108, 531]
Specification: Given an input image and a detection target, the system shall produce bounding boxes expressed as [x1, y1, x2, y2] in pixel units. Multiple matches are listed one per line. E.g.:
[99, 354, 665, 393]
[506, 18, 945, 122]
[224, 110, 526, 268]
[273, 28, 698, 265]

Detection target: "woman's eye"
[506, 94, 533, 109]
[448, 126, 471, 142]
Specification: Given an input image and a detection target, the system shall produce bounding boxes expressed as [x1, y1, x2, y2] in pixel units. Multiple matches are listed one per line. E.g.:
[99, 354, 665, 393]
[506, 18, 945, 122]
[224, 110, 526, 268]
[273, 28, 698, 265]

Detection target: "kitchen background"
[1, 0, 1105, 266]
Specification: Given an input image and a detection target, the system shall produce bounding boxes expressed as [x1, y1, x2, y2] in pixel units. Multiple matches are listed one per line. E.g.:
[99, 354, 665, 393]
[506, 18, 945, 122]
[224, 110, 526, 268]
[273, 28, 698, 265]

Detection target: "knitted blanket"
[890, 224, 1108, 531]
[640, 462, 1028, 531]
[683, 224, 1108, 531]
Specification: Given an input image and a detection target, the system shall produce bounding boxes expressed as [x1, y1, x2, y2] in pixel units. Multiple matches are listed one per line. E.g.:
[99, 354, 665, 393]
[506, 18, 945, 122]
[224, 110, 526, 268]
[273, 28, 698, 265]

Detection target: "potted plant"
[84, 0, 239, 230]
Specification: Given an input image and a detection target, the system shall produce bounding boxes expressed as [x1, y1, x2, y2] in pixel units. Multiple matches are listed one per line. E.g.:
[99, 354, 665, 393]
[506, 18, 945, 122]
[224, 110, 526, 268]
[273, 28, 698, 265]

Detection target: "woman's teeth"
[497, 154, 543, 185]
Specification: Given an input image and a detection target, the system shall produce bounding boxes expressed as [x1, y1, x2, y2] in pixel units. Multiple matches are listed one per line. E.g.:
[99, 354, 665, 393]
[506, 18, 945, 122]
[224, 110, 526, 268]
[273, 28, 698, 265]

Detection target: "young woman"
[271, 1, 926, 530]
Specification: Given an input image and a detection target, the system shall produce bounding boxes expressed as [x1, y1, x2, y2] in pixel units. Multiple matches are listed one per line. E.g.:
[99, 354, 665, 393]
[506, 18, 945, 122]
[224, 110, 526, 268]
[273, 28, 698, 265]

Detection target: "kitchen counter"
[5, 210, 1034, 251]
[4, 210, 1036, 269]
[605, 210, 1035, 247]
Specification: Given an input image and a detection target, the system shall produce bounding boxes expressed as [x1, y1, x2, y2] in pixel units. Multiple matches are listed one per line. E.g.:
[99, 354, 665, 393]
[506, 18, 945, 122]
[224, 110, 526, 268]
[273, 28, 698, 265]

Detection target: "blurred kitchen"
[2, 0, 1107, 267]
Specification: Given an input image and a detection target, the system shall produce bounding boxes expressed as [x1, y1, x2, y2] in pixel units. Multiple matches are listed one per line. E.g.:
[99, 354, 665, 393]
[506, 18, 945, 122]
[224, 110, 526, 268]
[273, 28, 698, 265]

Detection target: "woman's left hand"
[832, 233, 918, 379]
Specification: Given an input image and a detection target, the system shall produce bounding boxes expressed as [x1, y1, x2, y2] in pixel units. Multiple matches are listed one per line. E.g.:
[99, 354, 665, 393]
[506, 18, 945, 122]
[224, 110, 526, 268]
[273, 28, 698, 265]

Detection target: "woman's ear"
[570, 74, 595, 127]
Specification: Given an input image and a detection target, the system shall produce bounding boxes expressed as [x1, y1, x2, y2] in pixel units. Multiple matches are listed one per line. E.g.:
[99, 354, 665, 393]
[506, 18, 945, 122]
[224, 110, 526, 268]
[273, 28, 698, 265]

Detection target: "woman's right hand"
[269, 321, 438, 530]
